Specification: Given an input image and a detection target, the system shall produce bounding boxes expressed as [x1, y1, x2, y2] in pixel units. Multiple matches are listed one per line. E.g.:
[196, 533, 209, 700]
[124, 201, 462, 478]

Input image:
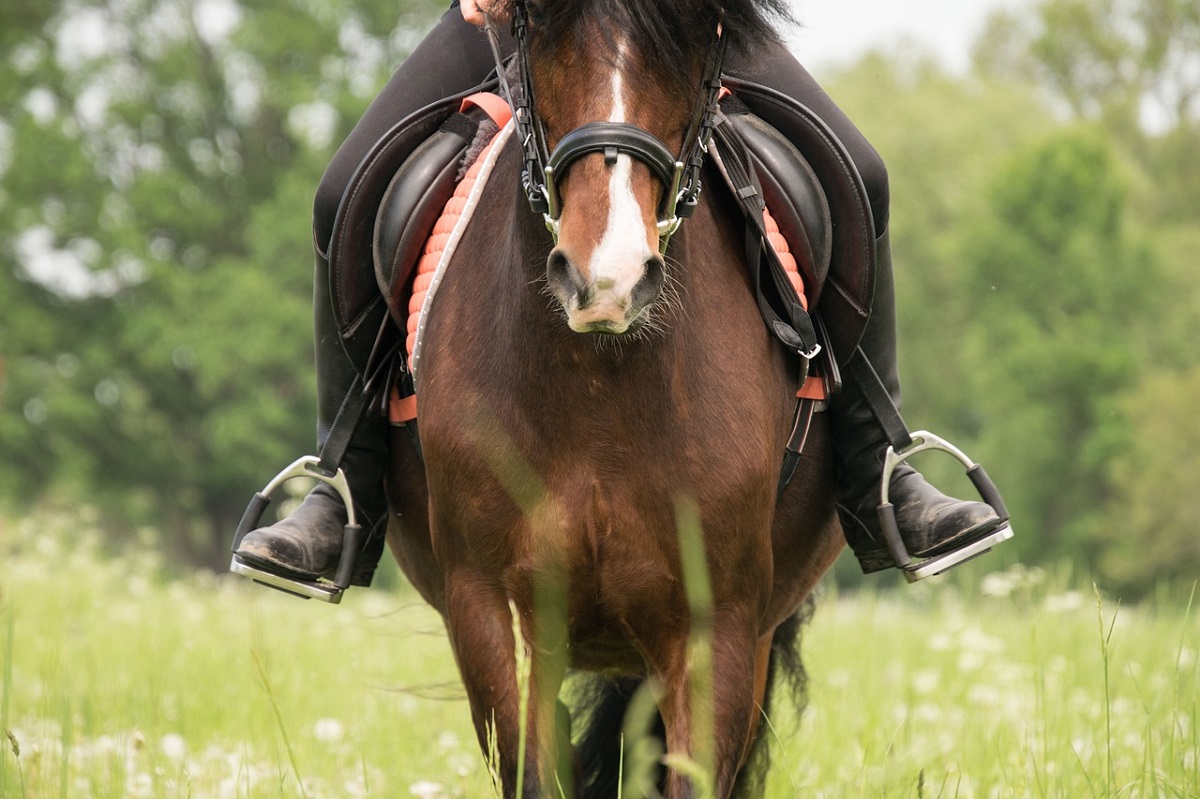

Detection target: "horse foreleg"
[651, 611, 762, 799]
[444, 571, 571, 798]
[709, 613, 765, 797]
[444, 572, 535, 797]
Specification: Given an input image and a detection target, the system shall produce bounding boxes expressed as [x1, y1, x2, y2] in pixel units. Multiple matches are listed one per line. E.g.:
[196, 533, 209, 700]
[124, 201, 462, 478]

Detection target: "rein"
[485, 0, 727, 254]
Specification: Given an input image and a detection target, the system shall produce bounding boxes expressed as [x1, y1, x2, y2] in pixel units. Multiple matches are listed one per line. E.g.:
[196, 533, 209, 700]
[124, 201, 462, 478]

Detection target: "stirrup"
[878, 431, 1014, 583]
[229, 456, 363, 604]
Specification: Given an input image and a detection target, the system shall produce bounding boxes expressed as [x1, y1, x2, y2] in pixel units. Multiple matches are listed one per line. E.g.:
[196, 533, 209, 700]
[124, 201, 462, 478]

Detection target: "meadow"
[2, 510, 1196, 798]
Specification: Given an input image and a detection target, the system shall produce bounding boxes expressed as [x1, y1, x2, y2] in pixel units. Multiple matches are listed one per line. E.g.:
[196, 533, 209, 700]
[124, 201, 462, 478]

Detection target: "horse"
[383, 0, 844, 794]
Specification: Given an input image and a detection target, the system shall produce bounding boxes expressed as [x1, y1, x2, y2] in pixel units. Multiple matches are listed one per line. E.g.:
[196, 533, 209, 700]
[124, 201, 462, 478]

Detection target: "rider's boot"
[831, 230, 1012, 578]
[233, 248, 389, 587]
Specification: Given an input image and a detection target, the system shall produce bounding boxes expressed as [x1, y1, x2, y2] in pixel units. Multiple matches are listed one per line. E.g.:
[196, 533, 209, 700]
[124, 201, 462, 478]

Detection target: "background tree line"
[1, 0, 1197, 598]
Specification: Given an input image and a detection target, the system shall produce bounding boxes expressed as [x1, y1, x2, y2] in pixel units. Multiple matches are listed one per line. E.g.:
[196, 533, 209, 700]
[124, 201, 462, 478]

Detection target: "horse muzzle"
[547, 247, 666, 334]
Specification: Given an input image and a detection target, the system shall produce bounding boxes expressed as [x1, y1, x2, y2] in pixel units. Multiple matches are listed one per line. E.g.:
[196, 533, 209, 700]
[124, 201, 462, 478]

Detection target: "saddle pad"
[407, 109, 515, 376]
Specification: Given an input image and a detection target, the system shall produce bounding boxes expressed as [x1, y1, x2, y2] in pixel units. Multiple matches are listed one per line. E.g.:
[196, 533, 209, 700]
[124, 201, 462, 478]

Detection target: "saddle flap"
[327, 79, 499, 372]
[372, 95, 513, 341]
[722, 77, 877, 366]
[721, 103, 833, 306]
[373, 118, 479, 328]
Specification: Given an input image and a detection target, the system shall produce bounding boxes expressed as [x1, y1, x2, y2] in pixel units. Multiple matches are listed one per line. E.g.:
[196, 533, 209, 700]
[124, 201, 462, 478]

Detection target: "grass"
[1, 509, 1197, 798]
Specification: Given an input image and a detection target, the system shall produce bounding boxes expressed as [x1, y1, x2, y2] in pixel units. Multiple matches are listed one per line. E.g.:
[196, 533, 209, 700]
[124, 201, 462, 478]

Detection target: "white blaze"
[583, 57, 655, 304]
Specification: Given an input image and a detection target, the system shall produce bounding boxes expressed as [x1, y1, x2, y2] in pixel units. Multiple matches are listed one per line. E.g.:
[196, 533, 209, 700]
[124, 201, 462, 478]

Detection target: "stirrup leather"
[229, 456, 364, 604]
[878, 431, 1014, 582]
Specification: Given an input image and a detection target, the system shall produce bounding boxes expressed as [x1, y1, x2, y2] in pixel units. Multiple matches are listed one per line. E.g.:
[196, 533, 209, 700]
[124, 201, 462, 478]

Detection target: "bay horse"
[384, 0, 843, 794]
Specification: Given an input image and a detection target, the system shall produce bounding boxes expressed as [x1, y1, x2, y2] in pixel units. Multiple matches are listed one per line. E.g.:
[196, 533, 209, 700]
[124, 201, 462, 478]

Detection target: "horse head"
[513, 0, 742, 334]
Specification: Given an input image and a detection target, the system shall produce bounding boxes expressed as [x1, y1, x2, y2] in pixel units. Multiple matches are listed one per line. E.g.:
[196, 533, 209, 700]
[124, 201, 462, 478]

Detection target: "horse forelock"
[514, 0, 790, 76]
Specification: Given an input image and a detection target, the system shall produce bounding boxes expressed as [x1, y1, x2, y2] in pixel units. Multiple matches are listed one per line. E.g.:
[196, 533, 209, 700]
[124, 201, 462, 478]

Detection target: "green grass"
[2, 511, 1196, 798]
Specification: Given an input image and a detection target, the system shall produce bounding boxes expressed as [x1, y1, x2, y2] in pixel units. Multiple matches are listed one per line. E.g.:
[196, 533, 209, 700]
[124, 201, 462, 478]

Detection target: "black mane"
[513, 0, 791, 76]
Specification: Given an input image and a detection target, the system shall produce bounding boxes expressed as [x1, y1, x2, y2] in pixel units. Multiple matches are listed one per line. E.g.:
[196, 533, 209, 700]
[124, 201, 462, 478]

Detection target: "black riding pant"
[312, 2, 889, 254]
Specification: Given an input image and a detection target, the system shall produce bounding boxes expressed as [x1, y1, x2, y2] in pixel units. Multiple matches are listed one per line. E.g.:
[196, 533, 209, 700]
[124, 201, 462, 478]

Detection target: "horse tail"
[733, 594, 816, 797]
[573, 675, 665, 798]
[571, 595, 816, 797]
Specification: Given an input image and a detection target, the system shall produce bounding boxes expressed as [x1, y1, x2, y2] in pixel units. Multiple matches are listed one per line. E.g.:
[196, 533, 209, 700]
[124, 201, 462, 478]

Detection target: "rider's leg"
[235, 3, 494, 583]
[728, 44, 1007, 574]
[235, 247, 389, 583]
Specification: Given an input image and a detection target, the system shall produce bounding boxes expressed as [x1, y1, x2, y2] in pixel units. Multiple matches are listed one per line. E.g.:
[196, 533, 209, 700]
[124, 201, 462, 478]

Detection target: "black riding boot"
[234, 249, 390, 586]
[832, 230, 1010, 576]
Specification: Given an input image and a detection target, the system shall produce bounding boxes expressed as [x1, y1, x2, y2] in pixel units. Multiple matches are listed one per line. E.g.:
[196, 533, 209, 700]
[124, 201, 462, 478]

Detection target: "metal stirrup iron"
[846, 348, 1014, 581]
[229, 456, 364, 603]
[877, 431, 1014, 582]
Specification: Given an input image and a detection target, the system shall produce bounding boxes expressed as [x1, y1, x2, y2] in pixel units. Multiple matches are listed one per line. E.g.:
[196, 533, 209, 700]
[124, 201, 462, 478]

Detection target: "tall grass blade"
[621, 680, 665, 798]
[484, 710, 503, 797]
[58, 693, 70, 799]
[509, 601, 533, 799]
[5, 728, 24, 799]
[2, 604, 11, 790]
[675, 494, 715, 796]
[1093, 584, 1120, 796]
[250, 647, 310, 799]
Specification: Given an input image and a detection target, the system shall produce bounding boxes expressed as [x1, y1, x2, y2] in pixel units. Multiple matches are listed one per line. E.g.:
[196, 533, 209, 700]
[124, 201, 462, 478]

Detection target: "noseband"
[486, 0, 727, 254]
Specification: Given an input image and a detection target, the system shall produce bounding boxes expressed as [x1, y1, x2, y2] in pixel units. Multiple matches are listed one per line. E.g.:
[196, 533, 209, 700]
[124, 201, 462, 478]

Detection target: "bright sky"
[785, 0, 1034, 75]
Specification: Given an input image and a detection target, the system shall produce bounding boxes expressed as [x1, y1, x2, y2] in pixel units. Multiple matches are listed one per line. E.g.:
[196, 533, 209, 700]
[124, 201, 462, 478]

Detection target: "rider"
[233, 0, 1010, 591]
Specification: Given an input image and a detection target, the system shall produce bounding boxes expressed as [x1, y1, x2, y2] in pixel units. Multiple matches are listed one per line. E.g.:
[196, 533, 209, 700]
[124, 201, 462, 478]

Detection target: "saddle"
[327, 77, 879, 384]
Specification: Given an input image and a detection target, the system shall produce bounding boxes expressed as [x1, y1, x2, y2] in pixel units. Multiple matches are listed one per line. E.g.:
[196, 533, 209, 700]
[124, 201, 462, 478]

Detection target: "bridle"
[485, 0, 728, 255]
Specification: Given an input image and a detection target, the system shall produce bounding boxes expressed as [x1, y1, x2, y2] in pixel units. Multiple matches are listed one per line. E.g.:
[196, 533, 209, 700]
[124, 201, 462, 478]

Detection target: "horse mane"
[511, 0, 792, 76]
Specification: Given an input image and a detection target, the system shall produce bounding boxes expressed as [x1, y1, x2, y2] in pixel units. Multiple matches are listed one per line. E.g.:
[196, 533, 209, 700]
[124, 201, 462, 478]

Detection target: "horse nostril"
[632, 254, 666, 308]
[547, 248, 588, 306]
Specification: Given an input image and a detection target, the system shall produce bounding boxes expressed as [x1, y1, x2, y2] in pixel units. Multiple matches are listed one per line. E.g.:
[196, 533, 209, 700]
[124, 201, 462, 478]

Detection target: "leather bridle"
[485, 0, 727, 254]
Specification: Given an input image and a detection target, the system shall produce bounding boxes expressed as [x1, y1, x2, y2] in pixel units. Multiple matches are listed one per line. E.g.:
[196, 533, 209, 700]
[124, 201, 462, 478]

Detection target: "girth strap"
[777, 394, 820, 500]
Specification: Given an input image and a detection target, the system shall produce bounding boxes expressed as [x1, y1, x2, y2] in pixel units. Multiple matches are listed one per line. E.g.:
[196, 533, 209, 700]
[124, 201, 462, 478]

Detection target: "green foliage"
[0, 0, 443, 563]
[958, 129, 1164, 567]
[1101, 367, 1200, 595]
[973, 0, 1200, 221]
[820, 51, 1056, 434]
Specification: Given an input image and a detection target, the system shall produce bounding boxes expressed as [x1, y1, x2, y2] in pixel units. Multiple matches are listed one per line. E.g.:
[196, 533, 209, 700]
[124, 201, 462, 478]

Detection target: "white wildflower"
[912, 668, 940, 695]
[436, 729, 460, 752]
[313, 718, 345, 744]
[1042, 591, 1085, 613]
[160, 732, 187, 761]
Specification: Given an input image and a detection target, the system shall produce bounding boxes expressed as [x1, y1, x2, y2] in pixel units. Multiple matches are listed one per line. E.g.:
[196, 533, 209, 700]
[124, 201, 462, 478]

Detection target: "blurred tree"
[0, 0, 444, 566]
[820, 52, 1055, 437]
[1100, 366, 1200, 595]
[958, 128, 1165, 568]
[971, 0, 1200, 596]
[973, 0, 1200, 222]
